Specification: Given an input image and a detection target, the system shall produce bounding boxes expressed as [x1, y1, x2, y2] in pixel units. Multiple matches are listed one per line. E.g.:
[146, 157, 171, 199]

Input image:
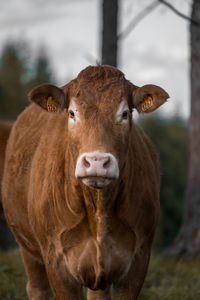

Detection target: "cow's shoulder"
[8, 103, 50, 150]
[4, 104, 48, 183]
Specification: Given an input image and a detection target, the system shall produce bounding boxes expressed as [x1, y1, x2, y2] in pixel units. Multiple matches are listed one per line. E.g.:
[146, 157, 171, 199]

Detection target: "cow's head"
[29, 66, 168, 189]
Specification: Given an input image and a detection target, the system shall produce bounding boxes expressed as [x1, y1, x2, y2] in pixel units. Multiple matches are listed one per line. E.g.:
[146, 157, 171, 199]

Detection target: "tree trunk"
[101, 0, 118, 67]
[165, 0, 200, 256]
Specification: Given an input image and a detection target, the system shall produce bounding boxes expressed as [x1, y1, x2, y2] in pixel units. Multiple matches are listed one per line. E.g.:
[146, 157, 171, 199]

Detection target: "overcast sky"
[0, 0, 192, 118]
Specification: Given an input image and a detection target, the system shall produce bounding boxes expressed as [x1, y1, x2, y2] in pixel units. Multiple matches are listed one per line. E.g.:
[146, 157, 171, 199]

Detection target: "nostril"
[103, 157, 111, 169]
[83, 157, 90, 168]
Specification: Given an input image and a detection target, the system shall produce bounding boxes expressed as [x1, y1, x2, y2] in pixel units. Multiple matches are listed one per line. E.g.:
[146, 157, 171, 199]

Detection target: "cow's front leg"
[20, 246, 51, 300]
[45, 261, 84, 300]
[111, 250, 151, 300]
[87, 287, 111, 300]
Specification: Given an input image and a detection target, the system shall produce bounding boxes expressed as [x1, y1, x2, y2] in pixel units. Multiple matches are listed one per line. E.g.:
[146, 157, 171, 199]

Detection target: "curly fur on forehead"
[64, 65, 131, 110]
[77, 65, 125, 86]
[62, 65, 135, 109]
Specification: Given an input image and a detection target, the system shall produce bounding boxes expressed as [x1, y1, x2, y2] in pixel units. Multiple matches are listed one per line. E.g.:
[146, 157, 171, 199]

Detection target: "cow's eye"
[122, 111, 128, 119]
[69, 110, 75, 118]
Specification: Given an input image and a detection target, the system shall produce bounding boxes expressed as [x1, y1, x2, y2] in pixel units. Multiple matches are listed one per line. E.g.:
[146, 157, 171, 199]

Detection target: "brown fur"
[2, 66, 168, 300]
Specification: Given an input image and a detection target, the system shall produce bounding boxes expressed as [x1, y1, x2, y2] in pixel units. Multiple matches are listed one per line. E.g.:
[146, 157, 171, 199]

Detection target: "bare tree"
[101, 0, 118, 66]
[101, 0, 160, 66]
[166, 0, 200, 256]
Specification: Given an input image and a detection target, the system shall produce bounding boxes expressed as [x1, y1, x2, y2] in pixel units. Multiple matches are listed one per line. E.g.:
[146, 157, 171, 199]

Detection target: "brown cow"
[2, 65, 168, 300]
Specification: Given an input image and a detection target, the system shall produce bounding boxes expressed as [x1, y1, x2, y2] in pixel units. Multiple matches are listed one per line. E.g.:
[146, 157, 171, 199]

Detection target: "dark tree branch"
[118, 1, 161, 40]
[158, 0, 200, 26]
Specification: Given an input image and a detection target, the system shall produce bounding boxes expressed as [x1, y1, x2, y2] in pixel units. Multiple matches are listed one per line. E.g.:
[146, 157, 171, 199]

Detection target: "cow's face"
[67, 83, 132, 189]
[29, 66, 168, 189]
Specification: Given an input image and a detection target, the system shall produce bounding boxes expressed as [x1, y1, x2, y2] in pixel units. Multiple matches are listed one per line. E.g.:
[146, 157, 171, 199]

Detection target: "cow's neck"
[81, 182, 122, 241]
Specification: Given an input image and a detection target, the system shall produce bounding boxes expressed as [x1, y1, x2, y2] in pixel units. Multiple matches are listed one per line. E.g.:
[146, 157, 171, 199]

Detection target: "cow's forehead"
[71, 83, 126, 115]
[76, 66, 126, 96]
[76, 65, 125, 84]
[67, 66, 130, 114]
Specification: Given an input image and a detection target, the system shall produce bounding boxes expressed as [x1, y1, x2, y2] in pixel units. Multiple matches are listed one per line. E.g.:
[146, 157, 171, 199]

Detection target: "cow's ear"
[28, 84, 67, 113]
[132, 84, 169, 113]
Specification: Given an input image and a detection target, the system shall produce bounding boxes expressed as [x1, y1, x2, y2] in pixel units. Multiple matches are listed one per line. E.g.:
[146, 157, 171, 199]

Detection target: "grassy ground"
[0, 249, 27, 300]
[0, 248, 200, 300]
[139, 255, 200, 300]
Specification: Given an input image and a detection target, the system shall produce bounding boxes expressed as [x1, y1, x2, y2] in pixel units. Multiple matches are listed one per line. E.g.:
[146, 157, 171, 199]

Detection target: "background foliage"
[139, 116, 188, 250]
[0, 40, 54, 120]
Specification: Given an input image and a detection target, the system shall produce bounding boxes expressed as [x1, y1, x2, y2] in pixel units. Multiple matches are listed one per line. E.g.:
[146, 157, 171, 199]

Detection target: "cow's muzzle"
[75, 152, 119, 189]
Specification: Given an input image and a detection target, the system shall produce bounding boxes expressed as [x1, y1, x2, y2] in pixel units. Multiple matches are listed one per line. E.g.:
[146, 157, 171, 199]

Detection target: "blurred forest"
[139, 116, 188, 251]
[0, 39, 188, 252]
[0, 40, 54, 120]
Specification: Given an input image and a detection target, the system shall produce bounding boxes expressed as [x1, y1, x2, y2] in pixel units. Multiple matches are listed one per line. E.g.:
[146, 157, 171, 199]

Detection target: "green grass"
[0, 249, 27, 300]
[0, 248, 200, 300]
[139, 255, 200, 300]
